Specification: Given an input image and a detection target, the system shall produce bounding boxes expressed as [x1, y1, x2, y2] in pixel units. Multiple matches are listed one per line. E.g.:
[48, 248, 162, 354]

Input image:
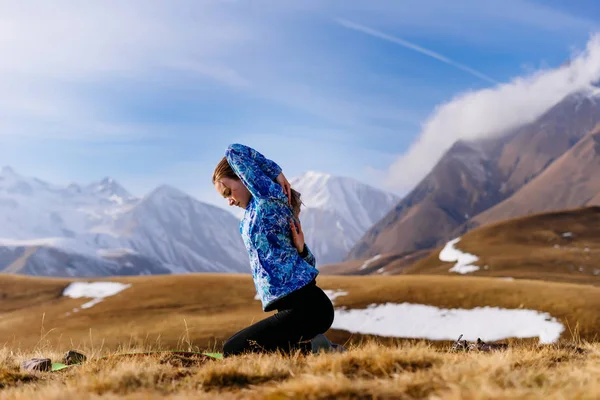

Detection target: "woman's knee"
[223, 331, 249, 358]
[303, 299, 335, 336]
[315, 288, 335, 332]
[222, 336, 237, 357]
[319, 302, 335, 332]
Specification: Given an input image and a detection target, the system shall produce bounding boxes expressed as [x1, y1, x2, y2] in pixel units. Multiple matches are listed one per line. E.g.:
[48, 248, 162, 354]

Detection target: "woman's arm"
[225, 143, 286, 201]
[291, 218, 316, 267]
[299, 244, 316, 267]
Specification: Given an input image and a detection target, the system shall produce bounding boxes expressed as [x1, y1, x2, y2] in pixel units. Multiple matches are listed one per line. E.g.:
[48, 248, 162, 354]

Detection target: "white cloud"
[0, 2, 254, 78]
[3, 0, 599, 202]
[0, 1, 256, 139]
[3, 0, 591, 144]
[0, 1, 422, 142]
[383, 32, 600, 192]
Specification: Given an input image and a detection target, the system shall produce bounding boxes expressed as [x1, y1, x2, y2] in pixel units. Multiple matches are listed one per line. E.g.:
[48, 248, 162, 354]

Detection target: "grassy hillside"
[2, 273, 600, 353]
[410, 206, 600, 286]
[1, 341, 598, 399]
[320, 249, 432, 276]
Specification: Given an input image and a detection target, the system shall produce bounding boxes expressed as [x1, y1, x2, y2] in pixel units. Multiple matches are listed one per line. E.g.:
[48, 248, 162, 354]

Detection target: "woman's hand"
[290, 218, 305, 253]
[276, 172, 292, 206]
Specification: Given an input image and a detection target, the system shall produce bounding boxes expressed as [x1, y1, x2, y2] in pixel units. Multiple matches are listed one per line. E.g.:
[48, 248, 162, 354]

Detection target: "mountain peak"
[303, 170, 332, 179]
[292, 170, 396, 196]
[291, 169, 399, 218]
[568, 84, 600, 105]
[65, 182, 82, 194]
[1, 166, 16, 177]
[292, 170, 332, 185]
[89, 176, 132, 200]
[155, 183, 185, 194]
[286, 170, 400, 266]
[588, 85, 600, 98]
[145, 184, 189, 202]
[100, 176, 115, 185]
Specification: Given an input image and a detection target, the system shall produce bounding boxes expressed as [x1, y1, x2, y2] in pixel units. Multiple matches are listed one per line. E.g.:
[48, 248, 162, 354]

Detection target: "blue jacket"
[225, 143, 319, 311]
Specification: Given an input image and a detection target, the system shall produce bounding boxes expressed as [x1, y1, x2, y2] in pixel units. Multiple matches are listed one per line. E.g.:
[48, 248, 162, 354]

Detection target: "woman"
[212, 143, 344, 357]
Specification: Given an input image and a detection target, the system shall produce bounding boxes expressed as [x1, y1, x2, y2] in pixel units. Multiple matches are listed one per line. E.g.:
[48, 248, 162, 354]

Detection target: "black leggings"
[223, 280, 334, 357]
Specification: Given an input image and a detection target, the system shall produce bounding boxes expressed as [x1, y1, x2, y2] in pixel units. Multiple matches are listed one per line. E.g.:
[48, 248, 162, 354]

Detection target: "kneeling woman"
[212, 143, 342, 356]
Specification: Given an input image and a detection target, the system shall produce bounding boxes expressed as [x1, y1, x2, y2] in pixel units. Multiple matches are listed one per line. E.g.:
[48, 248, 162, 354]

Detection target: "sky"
[1, 0, 600, 211]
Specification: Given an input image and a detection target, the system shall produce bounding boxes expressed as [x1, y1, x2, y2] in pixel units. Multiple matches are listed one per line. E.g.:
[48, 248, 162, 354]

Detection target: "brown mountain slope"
[346, 89, 600, 263]
[407, 205, 600, 286]
[319, 249, 432, 276]
[345, 140, 505, 260]
[470, 124, 600, 227]
[589, 192, 600, 204]
[496, 93, 600, 194]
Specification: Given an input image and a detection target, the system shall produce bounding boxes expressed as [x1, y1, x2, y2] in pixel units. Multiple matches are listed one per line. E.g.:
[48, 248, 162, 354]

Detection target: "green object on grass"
[203, 352, 223, 359]
[51, 362, 73, 372]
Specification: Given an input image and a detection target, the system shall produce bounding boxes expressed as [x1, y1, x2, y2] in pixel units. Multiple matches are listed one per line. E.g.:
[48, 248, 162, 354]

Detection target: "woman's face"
[214, 177, 252, 209]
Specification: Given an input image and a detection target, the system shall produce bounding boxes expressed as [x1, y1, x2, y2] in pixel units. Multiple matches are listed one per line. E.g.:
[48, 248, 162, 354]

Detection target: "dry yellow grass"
[410, 206, 600, 286]
[3, 271, 600, 398]
[2, 272, 600, 352]
[1, 340, 599, 399]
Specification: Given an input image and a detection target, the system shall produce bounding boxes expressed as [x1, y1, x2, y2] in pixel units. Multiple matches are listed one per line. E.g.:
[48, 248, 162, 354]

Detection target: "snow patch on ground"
[63, 281, 131, 311]
[359, 254, 382, 270]
[323, 289, 349, 304]
[331, 302, 564, 344]
[439, 237, 480, 274]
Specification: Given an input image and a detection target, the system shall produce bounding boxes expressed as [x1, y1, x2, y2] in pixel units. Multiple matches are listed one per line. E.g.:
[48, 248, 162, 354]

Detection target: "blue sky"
[1, 0, 599, 210]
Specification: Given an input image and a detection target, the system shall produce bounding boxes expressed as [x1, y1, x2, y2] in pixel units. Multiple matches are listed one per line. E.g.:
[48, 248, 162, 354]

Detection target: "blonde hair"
[212, 156, 304, 217]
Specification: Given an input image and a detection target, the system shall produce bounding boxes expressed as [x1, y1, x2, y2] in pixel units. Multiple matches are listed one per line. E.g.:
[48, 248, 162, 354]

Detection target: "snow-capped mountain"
[0, 240, 172, 277]
[86, 176, 136, 205]
[0, 166, 401, 275]
[0, 167, 248, 276]
[108, 185, 249, 274]
[290, 171, 400, 266]
[0, 166, 138, 239]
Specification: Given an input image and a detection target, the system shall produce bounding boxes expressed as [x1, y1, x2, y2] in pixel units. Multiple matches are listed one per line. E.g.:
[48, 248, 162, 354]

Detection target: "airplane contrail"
[336, 18, 499, 85]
